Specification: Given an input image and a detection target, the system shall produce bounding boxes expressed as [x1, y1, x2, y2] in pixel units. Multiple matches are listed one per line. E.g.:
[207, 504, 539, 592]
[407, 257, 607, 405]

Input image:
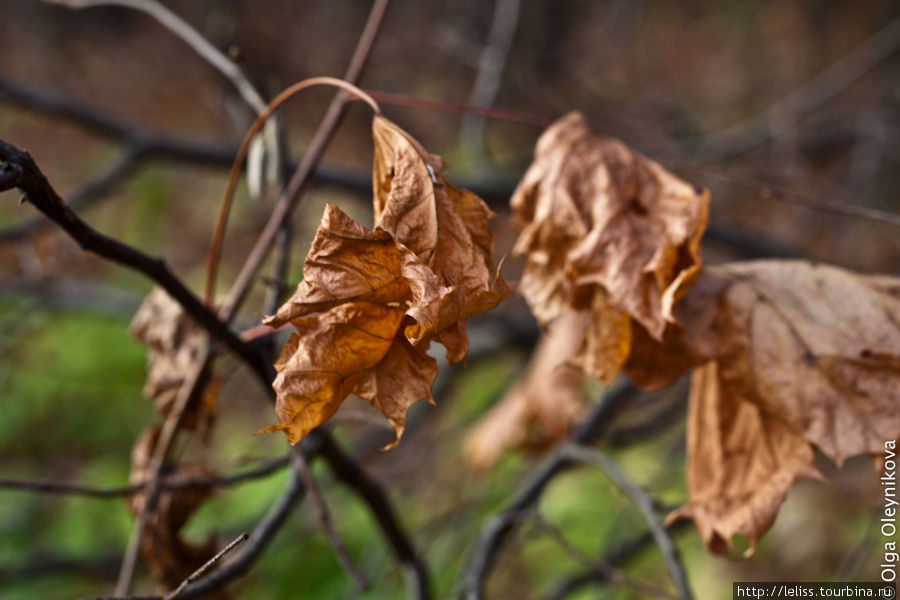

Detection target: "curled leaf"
[131, 287, 215, 433]
[628, 260, 900, 553]
[666, 362, 821, 556]
[511, 111, 709, 382]
[265, 117, 509, 446]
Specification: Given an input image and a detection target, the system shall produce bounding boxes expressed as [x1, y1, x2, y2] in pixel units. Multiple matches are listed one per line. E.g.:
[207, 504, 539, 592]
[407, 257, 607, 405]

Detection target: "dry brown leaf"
[464, 311, 587, 469]
[627, 260, 900, 553]
[129, 427, 222, 594]
[265, 117, 509, 446]
[131, 287, 215, 433]
[511, 111, 709, 382]
[666, 362, 821, 555]
[372, 115, 510, 363]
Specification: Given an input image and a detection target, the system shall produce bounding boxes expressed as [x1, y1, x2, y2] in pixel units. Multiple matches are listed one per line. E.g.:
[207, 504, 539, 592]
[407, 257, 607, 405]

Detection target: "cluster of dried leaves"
[463, 111, 899, 554]
[128, 107, 898, 578]
[263, 116, 509, 446]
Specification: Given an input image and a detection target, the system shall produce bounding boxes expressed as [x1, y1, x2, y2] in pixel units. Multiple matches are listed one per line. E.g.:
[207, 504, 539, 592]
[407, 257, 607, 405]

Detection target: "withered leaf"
[628, 260, 900, 553]
[131, 287, 215, 433]
[464, 311, 587, 469]
[129, 426, 222, 594]
[265, 116, 509, 446]
[511, 111, 709, 382]
[666, 362, 821, 555]
[373, 115, 510, 363]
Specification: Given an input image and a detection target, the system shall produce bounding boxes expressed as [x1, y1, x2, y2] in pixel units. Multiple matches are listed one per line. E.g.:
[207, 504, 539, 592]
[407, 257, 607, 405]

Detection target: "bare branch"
[653, 14, 900, 159]
[44, 0, 266, 114]
[559, 444, 693, 600]
[459, 0, 522, 163]
[79, 459, 309, 600]
[461, 381, 638, 600]
[542, 521, 691, 600]
[318, 433, 432, 600]
[0, 146, 145, 243]
[291, 448, 371, 590]
[163, 532, 248, 600]
[221, 0, 392, 320]
[0, 454, 289, 498]
[528, 512, 678, 599]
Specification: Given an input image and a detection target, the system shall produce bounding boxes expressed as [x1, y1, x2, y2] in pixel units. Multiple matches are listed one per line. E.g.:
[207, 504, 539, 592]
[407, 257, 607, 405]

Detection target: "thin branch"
[559, 444, 693, 600]
[204, 76, 381, 304]
[682, 167, 900, 229]
[44, 0, 266, 114]
[653, 14, 900, 159]
[318, 432, 432, 600]
[0, 454, 289, 498]
[543, 521, 691, 600]
[116, 347, 211, 594]
[459, 0, 522, 162]
[366, 90, 551, 128]
[163, 532, 248, 600]
[291, 448, 371, 590]
[221, 0, 392, 321]
[528, 512, 677, 599]
[0, 138, 274, 387]
[461, 381, 638, 600]
[79, 460, 309, 600]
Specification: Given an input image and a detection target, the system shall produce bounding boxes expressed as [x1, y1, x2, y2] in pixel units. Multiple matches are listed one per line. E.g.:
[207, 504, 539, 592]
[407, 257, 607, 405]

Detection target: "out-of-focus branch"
[543, 521, 692, 600]
[529, 513, 677, 599]
[82, 461, 309, 600]
[318, 433, 432, 600]
[291, 448, 371, 591]
[43, 0, 266, 114]
[0, 146, 145, 243]
[559, 444, 693, 599]
[652, 14, 900, 159]
[461, 382, 638, 600]
[0, 454, 289, 498]
[459, 0, 522, 163]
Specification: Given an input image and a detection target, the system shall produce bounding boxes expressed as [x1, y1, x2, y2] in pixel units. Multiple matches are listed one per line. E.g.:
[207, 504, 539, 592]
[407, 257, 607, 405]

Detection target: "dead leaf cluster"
[263, 116, 509, 446]
[467, 110, 900, 555]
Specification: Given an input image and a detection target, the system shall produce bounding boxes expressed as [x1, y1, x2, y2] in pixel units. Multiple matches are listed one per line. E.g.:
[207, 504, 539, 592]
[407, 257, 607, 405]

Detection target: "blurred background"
[0, 1, 898, 598]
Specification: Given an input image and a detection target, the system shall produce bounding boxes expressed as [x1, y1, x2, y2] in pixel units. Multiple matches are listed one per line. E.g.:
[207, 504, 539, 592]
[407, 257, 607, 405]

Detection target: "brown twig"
[80, 457, 309, 600]
[318, 433, 432, 600]
[0, 454, 289, 498]
[291, 448, 371, 590]
[366, 90, 551, 128]
[204, 77, 381, 304]
[220, 0, 392, 321]
[163, 532, 249, 600]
